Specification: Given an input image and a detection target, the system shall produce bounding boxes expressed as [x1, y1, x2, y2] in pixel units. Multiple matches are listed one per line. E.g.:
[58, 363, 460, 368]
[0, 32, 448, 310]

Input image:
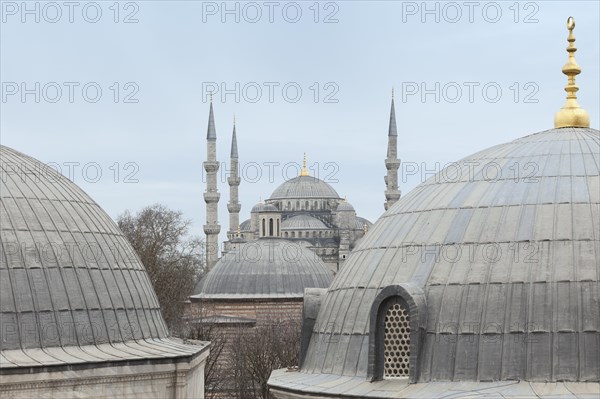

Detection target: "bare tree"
[183, 305, 229, 399]
[117, 204, 205, 333]
[238, 320, 302, 399]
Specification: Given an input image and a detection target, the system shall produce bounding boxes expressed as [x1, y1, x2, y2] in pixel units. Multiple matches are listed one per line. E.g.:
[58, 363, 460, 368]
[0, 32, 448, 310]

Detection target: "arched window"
[296, 200, 300, 209]
[261, 219, 266, 237]
[277, 219, 280, 237]
[269, 218, 274, 236]
[287, 201, 291, 210]
[291, 231, 295, 238]
[285, 232, 289, 238]
[382, 299, 410, 378]
[305, 201, 309, 209]
[368, 285, 425, 383]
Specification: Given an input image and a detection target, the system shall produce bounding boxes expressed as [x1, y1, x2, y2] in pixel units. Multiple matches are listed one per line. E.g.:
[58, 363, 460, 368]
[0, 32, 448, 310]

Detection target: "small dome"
[239, 219, 252, 231]
[270, 176, 340, 200]
[337, 201, 355, 212]
[0, 145, 172, 353]
[192, 239, 332, 299]
[282, 215, 328, 230]
[251, 202, 278, 213]
[354, 216, 372, 229]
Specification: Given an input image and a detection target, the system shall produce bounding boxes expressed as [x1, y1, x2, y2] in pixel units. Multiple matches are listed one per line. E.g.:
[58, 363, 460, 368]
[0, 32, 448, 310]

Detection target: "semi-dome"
[270, 128, 600, 394]
[282, 215, 328, 230]
[251, 202, 278, 213]
[336, 201, 355, 212]
[270, 176, 340, 200]
[192, 239, 333, 299]
[0, 145, 203, 368]
[240, 219, 252, 231]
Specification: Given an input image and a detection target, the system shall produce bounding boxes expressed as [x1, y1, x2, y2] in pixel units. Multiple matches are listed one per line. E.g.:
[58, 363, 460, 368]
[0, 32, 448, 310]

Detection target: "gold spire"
[300, 153, 309, 176]
[554, 17, 590, 128]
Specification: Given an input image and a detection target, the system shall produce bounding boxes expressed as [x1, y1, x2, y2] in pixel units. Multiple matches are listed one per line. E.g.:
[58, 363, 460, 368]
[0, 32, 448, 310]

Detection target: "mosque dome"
[0, 145, 202, 368]
[192, 239, 333, 299]
[279, 128, 600, 388]
[336, 201, 355, 212]
[251, 202, 278, 213]
[282, 215, 328, 230]
[270, 176, 340, 200]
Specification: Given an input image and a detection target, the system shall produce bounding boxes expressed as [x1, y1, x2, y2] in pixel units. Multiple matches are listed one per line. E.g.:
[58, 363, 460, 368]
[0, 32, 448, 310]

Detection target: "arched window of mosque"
[284, 232, 288, 238]
[383, 298, 410, 378]
[261, 219, 266, 237]
[296, 200, 300, 209]
[269, 218, 274, 237]
[277, 219, 280, 237]
[305, 201, 309, 209]
[287, 201, 291, 210]
[314, 201, 318, 209]
[291, 231, 296, 238]
[305, 232, 309, 238]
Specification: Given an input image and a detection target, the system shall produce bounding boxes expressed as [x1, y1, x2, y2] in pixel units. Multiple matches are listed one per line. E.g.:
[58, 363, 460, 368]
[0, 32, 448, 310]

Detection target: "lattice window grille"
[383, 301, 410, 378]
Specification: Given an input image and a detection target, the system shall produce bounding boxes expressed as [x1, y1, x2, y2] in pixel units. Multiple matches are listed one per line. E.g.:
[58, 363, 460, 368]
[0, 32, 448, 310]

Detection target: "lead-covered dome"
[270, 176, 340, 200]
[0, 146, 202, 368]
[282, 215, 328, 230]
[296, 128, 600, 384]
[192, 239, 332, 299]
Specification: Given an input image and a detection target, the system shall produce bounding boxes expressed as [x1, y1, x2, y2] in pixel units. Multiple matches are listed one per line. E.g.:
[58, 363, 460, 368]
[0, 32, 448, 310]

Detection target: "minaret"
[384, 89, 401, 210]
[203, 97, 221, 269]
[227, 117, 241, 241]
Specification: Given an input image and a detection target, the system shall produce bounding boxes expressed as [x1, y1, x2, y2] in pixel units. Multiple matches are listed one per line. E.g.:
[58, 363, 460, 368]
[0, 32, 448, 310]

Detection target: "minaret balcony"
[204, 192, 221, 203]
[385, 159, 400, 169]
[227, 176, 241, 185]
[203, 161, 219, 173]
[203, 224, 221, 235]
[227, 203, 241, 213]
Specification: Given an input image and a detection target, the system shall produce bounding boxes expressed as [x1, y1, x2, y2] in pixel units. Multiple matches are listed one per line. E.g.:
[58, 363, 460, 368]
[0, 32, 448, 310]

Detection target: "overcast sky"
[2, 1, 599, 244]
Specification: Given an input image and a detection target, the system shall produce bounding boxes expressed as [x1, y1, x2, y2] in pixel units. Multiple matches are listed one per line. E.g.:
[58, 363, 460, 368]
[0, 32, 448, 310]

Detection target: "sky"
[1, 1, 599, 245]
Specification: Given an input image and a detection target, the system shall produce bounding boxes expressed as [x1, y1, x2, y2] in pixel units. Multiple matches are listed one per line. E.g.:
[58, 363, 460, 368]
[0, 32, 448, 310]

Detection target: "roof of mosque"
[0, 145, 207, 368]
[270, 127, 600, 392]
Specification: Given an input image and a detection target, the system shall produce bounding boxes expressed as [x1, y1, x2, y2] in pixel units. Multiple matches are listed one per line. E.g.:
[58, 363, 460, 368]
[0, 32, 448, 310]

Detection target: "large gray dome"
[0, 146, 198, 366]
[270, 176, 340, 200]
[192, 239, 332, 299]
[297, 128, 600, 383]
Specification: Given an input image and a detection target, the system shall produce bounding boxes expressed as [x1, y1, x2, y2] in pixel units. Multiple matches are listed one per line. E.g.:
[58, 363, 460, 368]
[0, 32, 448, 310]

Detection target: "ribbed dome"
[240, 219, 252, 231]
[282, 215, 328, 230]
[192, 239, 332, 299]
[270, 176, 340, 200]
[251, 202, 278, 213]
[336, 201, 355, 212]
[0, 146, 191, 362]
[300, 128, 600, 382]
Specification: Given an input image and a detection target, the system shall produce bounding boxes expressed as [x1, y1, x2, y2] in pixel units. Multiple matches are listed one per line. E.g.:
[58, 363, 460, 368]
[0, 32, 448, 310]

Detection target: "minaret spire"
[227, 116, 241, 242]
[554, 17, 590, 128]
[384, 89, 401, 211]
[203, 97, 221, 269]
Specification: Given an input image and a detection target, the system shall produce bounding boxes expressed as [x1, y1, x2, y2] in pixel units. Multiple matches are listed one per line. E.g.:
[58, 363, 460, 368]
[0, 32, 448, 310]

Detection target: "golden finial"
[554, 16, 589, 128]
[300, 153, 309, 176]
